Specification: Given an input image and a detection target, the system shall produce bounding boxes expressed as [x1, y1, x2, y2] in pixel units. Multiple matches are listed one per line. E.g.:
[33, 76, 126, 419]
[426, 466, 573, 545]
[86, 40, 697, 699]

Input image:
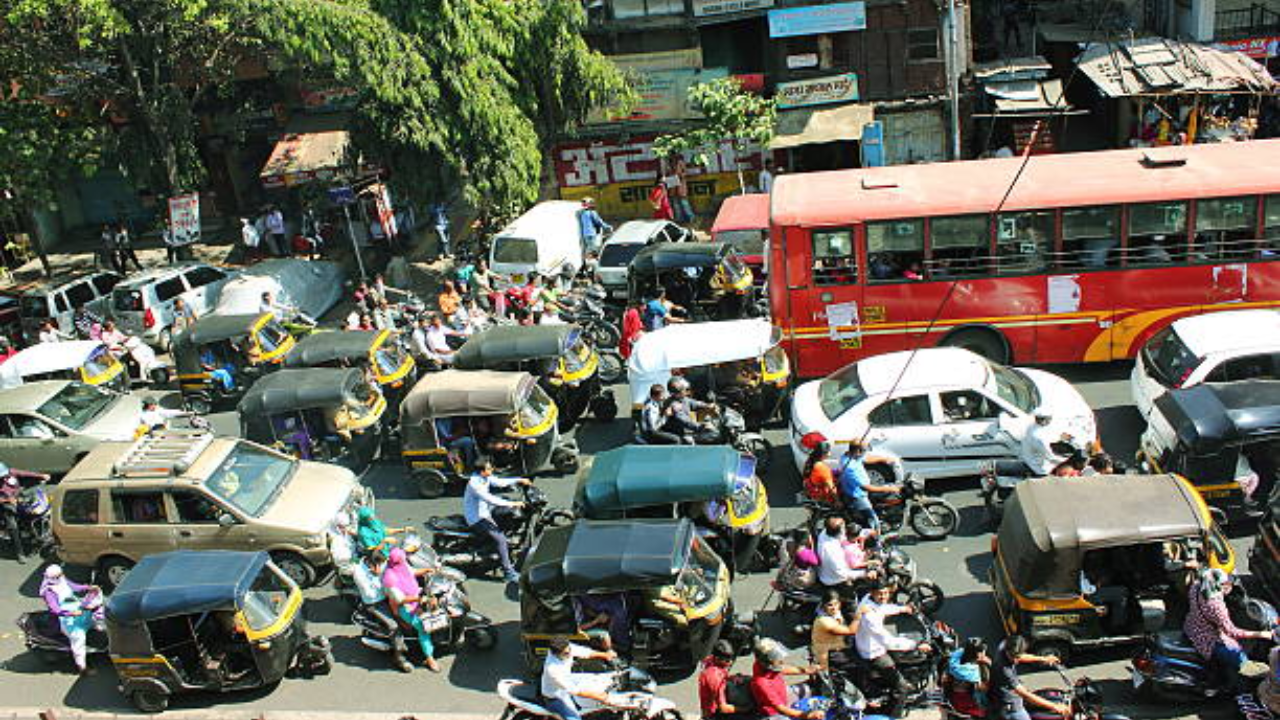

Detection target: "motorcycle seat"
[1154, 632, 1201, 662]
[426, 515, 471, 534]
[509, 681, 543, 705]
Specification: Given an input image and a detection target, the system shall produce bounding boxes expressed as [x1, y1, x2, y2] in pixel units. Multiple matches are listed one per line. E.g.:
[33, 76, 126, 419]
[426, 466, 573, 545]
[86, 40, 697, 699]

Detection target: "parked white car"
[596, 220, 690, 299]
[789, 347, 1096, 481]
[1131, 309, 1280, 421]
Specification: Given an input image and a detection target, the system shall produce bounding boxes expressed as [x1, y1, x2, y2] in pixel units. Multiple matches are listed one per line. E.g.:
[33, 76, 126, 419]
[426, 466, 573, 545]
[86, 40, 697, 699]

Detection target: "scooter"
[423, 484, 574, 578]
[0, 482, 53, 560]
[980, 438, 1092, 526]
[496, 665, 682, 720]
[16, 588, 108, 668]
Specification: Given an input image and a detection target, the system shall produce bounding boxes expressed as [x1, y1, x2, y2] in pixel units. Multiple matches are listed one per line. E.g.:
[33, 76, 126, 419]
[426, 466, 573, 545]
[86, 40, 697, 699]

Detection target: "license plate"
[1131, 668, 1145, 688]
[422, 612, 449, 632]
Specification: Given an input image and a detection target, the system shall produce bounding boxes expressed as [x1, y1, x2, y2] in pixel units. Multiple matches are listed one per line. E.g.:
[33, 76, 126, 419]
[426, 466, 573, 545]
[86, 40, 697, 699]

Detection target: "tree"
[653, 77, 776, 194]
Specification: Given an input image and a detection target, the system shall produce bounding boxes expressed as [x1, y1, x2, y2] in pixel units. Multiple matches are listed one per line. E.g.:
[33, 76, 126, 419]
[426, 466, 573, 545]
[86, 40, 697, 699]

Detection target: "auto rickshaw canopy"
[454, 325, 581, 368]
[401, 369, 538, 425]
[627, 319, 782, 405]
[998, 474, 1210, 597]
[237, 367, 368, 416]
[575, 445, 751, 518]
[172, 313, 269, 372]
[106, 550, 269, 625]
[0, 340, 119, 389]
[1155, 380, 1280, 454]
[629, 242, 730, 274]
[285, 330, 385, 368]
[523, 519, 695, 601]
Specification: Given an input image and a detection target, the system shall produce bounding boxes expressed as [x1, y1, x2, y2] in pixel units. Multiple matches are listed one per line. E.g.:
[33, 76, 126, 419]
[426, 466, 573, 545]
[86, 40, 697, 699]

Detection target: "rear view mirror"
[218, 513, 236, 528]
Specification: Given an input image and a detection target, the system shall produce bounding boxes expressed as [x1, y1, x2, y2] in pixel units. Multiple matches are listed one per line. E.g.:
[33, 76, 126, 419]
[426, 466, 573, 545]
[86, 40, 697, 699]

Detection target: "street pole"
[947, 0, 962, 161]
[342, 203, 367, 282]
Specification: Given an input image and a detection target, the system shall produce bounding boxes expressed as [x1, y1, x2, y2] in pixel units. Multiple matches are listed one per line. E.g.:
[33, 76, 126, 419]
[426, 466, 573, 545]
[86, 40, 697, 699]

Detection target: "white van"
[490, 201, 584, 285]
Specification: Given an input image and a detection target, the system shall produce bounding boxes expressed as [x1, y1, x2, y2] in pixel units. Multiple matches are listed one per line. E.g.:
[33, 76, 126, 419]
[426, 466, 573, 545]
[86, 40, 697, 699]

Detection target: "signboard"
[768, 2, 866, 38]
[1216, 36, 1280, 59]
[692, 0, 773, 17]
[787, 54, 819, 69]
[370, 183, 397, 239]
[328, 186, 356, 206]
[776, 73, 860, 108]
[589, 66, 730, 123]
[167, 193, 200, 246]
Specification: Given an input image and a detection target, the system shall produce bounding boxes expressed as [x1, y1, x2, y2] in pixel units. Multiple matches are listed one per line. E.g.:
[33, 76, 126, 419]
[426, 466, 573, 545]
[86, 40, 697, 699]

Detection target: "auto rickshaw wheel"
[465, 626, 497, 650]
[130, 687, 170, 713]
[590, 394, 618, 422]
[416, 469, 448, 499]
[551, 447, 579, 475]
[270, 552, 317, 588]
[148, 366, 171, 386]
[185, 394, 212, 415]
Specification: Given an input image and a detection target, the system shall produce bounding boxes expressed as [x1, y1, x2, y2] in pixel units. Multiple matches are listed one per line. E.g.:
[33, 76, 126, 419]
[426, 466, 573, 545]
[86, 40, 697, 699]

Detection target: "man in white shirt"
[1018, 409, 1068, 476]
[540, 637, 616, 720]
[816, 516, 859, 588]
[139, 398, 187, 434]
[463, 461, 532, 584]
[265, 206, 286, 257]
[425, 314, 459, 364]
[241, 217, 260, 261]
[855, 582, 926, 717]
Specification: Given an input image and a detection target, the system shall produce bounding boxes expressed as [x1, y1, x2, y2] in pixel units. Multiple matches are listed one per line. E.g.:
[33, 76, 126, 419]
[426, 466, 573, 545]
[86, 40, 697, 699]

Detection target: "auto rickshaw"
[519, 518, 748, 673]
[1138, 380, 1280, 527]
[627, 241, 759, 322]
[399, 369, 580, 498]
[627, 318, 790, 429]
[990, 474, 1234, 663]
[284, 329, 416, 418]
[237, 367, 386, 471]
[1248, 489, 1280, 605]
[105, 550, 332, 713]
[574, 445, 770, 574]
[454, 324, 618, 428]
[173, 312, 296, 414]
[0, 340, 129, 393]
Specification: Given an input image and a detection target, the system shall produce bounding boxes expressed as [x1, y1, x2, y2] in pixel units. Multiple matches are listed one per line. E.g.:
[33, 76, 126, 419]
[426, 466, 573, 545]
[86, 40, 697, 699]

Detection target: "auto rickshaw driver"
[205, 610, 254, 682]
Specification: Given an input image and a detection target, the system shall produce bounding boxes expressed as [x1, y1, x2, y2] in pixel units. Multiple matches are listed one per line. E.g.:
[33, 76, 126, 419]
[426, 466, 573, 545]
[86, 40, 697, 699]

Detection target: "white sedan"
[789, 347, 1096, 481]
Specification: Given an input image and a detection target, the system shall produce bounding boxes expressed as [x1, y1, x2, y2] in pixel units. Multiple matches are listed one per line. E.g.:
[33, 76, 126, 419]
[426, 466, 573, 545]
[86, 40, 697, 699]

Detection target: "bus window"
[812, 229, 856, 286]
[1061, 206, 1119, 270]
[996, 210, 1052, 275]
[929, 215, 989, 278]
[1194, 196, 1257, 262]
[1264, 195, 1280, 254]
[1127, 201, 1187, 267]
[866, 220, 923, 283]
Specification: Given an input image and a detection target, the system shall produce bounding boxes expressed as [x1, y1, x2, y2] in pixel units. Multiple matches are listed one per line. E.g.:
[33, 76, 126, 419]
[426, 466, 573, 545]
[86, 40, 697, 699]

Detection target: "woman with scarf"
[41, 565, 102, 674]
[356, 506, 410, 559]
[382, 548, 440, 672]
[1184, 568, 1270, 692]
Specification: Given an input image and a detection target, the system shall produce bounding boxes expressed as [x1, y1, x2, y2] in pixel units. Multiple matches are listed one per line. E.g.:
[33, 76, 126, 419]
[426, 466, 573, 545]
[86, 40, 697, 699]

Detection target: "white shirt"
[140, 406, 183, 429]
[38, 329, 62, 344]
[1020, 422, 1064, 475]
[541, 644, 592, 709]
[242, 223, 260, 248]
[854, 597, 914, 660]
[410, 326, 430, 358]
[425, 325, 453, 358]
[352, 560, 386, 605]
[463, 473, 521, 525]
[817, 531, 856, 586]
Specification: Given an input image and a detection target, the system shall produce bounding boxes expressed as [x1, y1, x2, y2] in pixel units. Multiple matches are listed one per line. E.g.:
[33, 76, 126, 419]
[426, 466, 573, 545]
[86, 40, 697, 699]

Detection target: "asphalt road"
[0, 360, 1250, 717]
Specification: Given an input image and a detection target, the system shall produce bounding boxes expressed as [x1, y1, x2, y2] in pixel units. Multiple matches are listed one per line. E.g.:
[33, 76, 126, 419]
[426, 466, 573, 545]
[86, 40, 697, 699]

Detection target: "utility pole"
[947, 0, 963, 160]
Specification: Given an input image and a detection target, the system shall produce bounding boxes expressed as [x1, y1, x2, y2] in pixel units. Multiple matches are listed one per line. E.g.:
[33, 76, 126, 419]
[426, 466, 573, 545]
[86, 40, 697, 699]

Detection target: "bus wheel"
[942, 327, 1009, 365]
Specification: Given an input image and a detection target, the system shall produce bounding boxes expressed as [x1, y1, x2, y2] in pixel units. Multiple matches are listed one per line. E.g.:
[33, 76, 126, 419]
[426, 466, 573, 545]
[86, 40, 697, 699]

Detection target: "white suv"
[109, 263, 235, 350]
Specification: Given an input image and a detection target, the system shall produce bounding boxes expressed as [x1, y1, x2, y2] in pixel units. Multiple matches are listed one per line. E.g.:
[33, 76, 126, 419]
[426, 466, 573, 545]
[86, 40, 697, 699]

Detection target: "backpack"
[725, 673, 756, 712]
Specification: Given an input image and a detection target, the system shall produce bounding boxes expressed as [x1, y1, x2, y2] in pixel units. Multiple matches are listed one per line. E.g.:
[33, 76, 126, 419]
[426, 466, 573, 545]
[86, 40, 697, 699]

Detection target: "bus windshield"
[818, 365, 867, 420]
[1142, 326, 1200, 388]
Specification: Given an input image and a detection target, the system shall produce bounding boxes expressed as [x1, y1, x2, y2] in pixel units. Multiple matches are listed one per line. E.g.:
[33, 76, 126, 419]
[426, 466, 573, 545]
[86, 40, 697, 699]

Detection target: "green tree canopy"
[653, 77, 776, 194]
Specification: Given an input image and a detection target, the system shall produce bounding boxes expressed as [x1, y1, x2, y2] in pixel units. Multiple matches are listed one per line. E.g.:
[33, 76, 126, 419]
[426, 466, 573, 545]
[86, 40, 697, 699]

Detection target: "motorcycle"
[827, 609, 959, 712]
[560, 289, 622, 350]
[977, 666, 1131, 720]
[676, 404, 774, 476]
[980, 438, 1092, 527]
[496, 665, 683, 720]
[871, 474, 959, 540]
[0, 482, 53, 560]
[16, 587, 108, 667]
[424, 484, 574, 578]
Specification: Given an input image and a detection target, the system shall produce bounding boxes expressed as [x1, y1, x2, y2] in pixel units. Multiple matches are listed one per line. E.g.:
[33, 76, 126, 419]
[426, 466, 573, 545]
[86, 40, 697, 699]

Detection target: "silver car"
[0, 381, 143, 475]
[109, 263, 235, 350]
[596, 220, 690, 299]
[18, 271, 121, 343]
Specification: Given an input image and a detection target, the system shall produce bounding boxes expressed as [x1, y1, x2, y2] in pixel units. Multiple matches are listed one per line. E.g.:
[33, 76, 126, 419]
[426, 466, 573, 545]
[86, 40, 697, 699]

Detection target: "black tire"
[185, 394, 212, 416]
[552, 449, 580, 475]
[905, 580, 945, 615]
[466, 626, 498, 650]
[97, 556, 135, 592]
[271, 552, 317, 588]
[655, 711, 684, 720]
[597, 351, 624, 384]
[417, 469, 449, 499]
[148, 367, 171, 386]
[588, 321, 621, 349]
[131, 688, 170, 713]
[941, 327, 1010, 364]
[910, 499, 959, 540]
[1030, 639, 1071, 666]
[865, 462, 896, 486]
[591, 394, 619, 422]
[542, 509, 576, 530]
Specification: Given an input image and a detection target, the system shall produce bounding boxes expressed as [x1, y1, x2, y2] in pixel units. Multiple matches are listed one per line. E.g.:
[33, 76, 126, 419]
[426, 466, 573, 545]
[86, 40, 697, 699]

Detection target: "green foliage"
[0, 96, 105, 209]
[653, 77, 776, 192]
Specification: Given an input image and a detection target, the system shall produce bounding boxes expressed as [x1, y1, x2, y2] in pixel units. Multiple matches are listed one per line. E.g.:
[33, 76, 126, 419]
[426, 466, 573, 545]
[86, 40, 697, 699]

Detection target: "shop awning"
[989, 79, 1068, 113]
[260, 130, 351, 189]
[1076, 37, 1277, 98]
[770, 103, 875, 150]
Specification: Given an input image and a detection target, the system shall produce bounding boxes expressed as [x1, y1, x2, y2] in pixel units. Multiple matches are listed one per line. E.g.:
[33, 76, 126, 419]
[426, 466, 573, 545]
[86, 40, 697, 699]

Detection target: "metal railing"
[1215, 3, 1280, 40]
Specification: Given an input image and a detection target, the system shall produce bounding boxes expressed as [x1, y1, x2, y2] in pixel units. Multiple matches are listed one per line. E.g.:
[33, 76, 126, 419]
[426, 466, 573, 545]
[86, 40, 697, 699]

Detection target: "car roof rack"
[112, 431, 214, 478]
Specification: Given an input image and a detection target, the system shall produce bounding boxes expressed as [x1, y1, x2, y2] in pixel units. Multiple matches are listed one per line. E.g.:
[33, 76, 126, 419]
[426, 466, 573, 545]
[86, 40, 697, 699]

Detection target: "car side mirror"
[218, 513, 236, 528]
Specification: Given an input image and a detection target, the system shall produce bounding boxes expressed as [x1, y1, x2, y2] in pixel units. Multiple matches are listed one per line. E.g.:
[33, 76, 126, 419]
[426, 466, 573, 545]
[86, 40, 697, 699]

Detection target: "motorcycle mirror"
[217, 513, 236, 528]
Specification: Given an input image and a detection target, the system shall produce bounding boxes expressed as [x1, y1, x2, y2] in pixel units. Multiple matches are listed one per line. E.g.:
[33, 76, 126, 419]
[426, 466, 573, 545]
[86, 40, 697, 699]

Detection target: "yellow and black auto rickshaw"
[627, 241, 759, 322]
[284, 329, 416, 418]
[173, 313, 296, 414]
[105, 550, 331, 713]
[454, 324, 617, 427]
[399, 369, 580, 498]
[990, 474, 1235, 663]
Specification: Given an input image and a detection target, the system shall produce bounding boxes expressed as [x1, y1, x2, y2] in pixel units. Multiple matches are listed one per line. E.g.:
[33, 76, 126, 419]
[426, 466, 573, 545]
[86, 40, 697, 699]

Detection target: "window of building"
[1195, 196, 1257, 261]
[906, 28, 940, 61]
[812, 229, 857, 286]
[1061, 206, 1120, 269]
[612, 0, 683, 19]
[867, 220, 924, 282]
[1127, 201, 1187, 267]
[929, 215, 990, 277]
[996, 210, 1053, 274]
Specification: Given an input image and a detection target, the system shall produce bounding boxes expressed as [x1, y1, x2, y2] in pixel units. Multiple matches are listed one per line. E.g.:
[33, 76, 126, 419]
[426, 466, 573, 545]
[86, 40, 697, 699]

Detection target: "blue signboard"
[768, 2, 866, 38]
[860, 121, 885, 167]
[328, 186, 356, 206]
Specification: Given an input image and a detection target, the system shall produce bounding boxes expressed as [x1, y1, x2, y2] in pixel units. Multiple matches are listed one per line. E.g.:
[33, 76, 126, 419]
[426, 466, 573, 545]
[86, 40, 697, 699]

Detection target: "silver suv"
[109, 263, 235, 350]
[18, 271, 121, 343]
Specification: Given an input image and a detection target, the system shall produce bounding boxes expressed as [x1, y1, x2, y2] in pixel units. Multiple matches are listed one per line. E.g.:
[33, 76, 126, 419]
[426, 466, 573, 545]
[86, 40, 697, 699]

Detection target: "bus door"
[793, 226, 864, 378]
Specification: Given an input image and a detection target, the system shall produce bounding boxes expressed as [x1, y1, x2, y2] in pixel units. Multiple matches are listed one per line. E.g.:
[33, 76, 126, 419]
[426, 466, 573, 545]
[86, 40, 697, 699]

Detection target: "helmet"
[668, 377, 690, 394]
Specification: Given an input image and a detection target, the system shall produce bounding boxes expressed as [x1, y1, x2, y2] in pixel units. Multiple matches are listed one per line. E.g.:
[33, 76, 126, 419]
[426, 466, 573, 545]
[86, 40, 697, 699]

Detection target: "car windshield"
[676, 538, 722, 607]
[36, 383, 116, 431]
[240, 564, 293, 632]
[990, 364, 1040, 413]
[19, 295, 48, 318]
[517, 384, 554, 431]
[599, 242, 646, 268]
[1143, 326, 1200, 388]
[493, 237, 539, 265]
[112, 289, 143, 313]
[204, 443, 296, 517]
[818, 365, 867, 421]
[717, 229, 766, 256]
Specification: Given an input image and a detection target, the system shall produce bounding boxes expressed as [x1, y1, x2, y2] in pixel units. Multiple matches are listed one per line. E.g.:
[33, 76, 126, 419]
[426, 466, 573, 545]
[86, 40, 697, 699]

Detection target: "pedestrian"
[162, 224, 181, 263]
[649, 178, 674, 221]
[266, 205, 287, 257]
[99, 224, 121, 273]
[115, 223, 143, 272]
[758, 165, 774, 194]
[431, 202, 451, 259]
[577, 197, 612, 254]
[240, 217, 261, 262]
[671, 156, 694, 225]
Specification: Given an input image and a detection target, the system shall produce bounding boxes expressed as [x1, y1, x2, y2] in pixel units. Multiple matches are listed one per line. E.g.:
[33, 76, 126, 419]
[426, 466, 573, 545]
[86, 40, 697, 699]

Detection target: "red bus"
[767, 140, 1280, 378]
[711, 192, 770, 282]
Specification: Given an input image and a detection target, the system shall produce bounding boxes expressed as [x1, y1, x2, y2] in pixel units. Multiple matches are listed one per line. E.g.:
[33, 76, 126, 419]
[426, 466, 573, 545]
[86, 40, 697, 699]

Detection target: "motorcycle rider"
[698, 639, 745, 720]
[1001, 409, 1069, 479]
[638, 383, 686, 445]
[664, 376, 713, 442]
[0, 462, 50, 562]
[988, 636, 1069, 720]
[541, 637, 618, 720]
[1184, 568, 1271, 693]
[464, 460, 533, 584]
[837, 442, 898, 531]
[749, 637, 823, 720]
[811, 588, 860, 671]
[854, 581, 928, 717]
[816, 516, 866, 590]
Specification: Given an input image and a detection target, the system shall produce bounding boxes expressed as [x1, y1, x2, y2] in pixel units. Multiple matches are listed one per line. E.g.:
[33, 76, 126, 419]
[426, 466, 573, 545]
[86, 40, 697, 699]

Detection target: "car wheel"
[131, 688, 170, 714]
[1031, 639, 1071, 666]
[866, 462, 896, 486]
[941, 327, 1010, 365]
[97, 556, 135, 592]
[148, 366, 171, 386]
[910, 499, 959, 539]
[270, 552, 317, 588]
[416, 469, 448, 499]
[466, 626, 498, 650]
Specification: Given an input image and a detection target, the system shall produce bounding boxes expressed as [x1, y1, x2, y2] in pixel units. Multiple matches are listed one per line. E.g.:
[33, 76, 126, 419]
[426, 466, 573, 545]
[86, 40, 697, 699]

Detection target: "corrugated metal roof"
[1077, 37, 1276, 97]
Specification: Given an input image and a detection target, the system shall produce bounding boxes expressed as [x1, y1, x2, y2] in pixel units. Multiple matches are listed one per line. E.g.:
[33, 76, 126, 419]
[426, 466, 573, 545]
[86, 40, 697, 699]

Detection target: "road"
[0, 360, 1247, 717]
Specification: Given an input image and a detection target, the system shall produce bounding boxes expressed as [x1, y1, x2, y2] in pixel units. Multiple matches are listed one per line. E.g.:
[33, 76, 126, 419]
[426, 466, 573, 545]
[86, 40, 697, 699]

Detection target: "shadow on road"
[446, 620, 530, 690]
